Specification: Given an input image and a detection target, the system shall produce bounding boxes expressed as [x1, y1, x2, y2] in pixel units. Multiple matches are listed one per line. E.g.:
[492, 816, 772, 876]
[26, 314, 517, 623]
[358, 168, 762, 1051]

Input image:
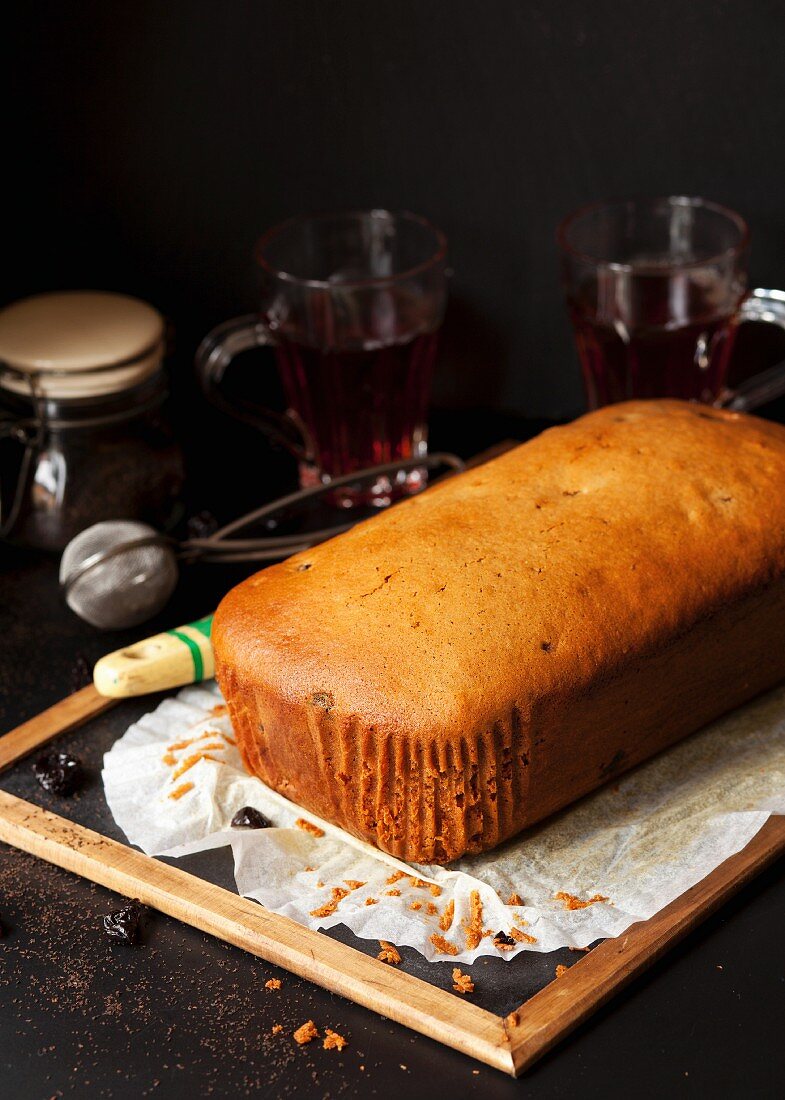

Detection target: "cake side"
[216, 573, 785, 862]
[213, 400, 785, 861]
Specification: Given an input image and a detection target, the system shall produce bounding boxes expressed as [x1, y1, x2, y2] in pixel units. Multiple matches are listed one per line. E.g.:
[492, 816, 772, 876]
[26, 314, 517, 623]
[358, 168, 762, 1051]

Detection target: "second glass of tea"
[197, 210, 448, 507]
[558, 196, 785, 410]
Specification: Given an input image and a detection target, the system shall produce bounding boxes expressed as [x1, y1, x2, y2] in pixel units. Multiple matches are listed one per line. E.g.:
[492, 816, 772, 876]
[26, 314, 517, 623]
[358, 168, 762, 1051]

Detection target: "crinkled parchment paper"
[103, 681, 785, 963]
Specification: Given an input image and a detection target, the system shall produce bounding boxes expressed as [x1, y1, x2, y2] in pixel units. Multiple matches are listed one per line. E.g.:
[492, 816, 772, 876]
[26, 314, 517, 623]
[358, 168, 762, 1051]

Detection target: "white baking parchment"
[102, 681, 785, 963]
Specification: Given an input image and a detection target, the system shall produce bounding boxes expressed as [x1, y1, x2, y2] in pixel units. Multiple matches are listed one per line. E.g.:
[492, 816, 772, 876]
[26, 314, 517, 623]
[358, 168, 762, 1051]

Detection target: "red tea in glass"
[197, 210, 448, 506]
[558, 197, 771, 409]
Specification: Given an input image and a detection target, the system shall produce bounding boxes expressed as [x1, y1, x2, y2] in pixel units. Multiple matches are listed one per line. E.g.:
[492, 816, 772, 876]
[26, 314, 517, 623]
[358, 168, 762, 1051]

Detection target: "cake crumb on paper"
[425, 902, 438, 916]
[507, 892, 523, 906]
[463, 890, 484, 950]
[554, 891, 609, 911]
[378, 941, 402, 965]
[510, 926, 537, 945]
[386, 870, 407, 885]
[264, 978, 281, 991]
[439, 899, 455, 932]
[310, 886, 350, 918]
[364, 897, 378, 906]
[409, 901, 422, 911]
[171, 751, 223, 781]
[168, 782, 194, 801]
[385, 889, 401, 897]
[323, 1028, 348, 1051]
[293, 1020, 319, 1045]
[296, 818, 325, 838]
[430, 933, 459, 956]
[343, 880, 366, 890]
[452, 968, 474, 994]
[167, 737, 199, 752]
[428, 884, 442, 897]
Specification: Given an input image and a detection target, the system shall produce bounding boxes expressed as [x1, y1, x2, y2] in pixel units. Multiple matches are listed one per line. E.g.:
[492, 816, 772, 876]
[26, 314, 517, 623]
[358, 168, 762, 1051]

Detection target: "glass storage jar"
[0, 291, 184, 551]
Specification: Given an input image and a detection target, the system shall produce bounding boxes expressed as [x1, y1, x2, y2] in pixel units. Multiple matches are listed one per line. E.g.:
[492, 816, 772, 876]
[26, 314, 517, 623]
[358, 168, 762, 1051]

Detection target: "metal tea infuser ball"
[59, 453, 465, 630]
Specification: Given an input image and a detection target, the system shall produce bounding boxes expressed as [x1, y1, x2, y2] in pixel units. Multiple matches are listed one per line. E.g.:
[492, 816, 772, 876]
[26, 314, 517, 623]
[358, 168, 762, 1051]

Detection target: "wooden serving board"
[1, 683, 784, 1076]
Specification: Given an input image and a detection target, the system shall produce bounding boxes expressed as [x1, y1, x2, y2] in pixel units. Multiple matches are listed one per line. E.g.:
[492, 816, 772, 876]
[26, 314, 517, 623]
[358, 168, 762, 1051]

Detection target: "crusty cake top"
[212, 400, 785, 739]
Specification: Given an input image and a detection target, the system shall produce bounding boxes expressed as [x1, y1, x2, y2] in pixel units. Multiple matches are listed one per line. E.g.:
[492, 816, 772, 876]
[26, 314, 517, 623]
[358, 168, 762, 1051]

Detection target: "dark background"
[7, 0, 785, 426]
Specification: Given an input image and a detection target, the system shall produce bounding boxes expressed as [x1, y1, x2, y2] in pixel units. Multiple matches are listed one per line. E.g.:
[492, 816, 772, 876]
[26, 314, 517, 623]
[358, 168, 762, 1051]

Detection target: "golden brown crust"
[213, 401, 785, 862]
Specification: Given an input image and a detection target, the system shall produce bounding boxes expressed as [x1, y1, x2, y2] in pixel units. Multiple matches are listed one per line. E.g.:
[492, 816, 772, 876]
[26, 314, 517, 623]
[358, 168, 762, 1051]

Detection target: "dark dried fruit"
[103, 900, 144, 944]
[493, 930, 517, 948]
[231, 806, 272, 829]
[33, 751, 82, 795]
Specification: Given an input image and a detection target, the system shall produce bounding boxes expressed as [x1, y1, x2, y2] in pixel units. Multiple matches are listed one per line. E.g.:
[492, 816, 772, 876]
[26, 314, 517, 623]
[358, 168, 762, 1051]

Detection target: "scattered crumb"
[303, 866, 315, 872]
[296, 818, 325, 838]
[386, 871, 407, 885]
[510, 926, 537, 945]
[472, 1069, 480, 1075]
[409, 901, 422, 911]
[293, 1020, 319, 1045]
[452, 968, 474, 994]
[506, 1010, 520, 1027]
[410, 878, 426, 888]
[161, 752, 176, 766]
[439, 899, 455, 932]
[513, 914, 529, 926]
[365, 897, 378, 906]
[343, 880, 366, 890]
[717, 964, 723, 970]
[463, 890, 484, 950]
[555, 964, 569, 979]
[507, 892, 523, 906]
[271, 1024, 283, 1035]
[264, 978, 281, 991]
[310, 886, 349, 918]
[221, 732, 237, 746]
[425, 902, 438, 917]
[377, 941, 402, 965]
[430, 933, 459, 956]
[493, 931, 517, 951]
[554, 891, 609, 911]
[385, 889, 401, 897]
[169, 782, 194, 801]
[323, 1028, 348, 1051]
[429, 884, 442, 897]
[569, 945, 591, 953]
[167, 737, 199, 751]
[171, 751, 223, 781]
[316, 880, 325, 888]
[210, 704, 228, 716]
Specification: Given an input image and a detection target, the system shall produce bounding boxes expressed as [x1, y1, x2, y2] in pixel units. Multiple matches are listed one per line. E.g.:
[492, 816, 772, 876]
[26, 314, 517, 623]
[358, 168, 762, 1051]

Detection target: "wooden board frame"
[2, 684, 784, 1076]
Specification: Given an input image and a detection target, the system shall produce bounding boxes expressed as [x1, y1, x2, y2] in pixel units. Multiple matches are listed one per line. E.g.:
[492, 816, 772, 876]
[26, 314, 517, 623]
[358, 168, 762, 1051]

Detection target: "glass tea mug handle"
[194, 314, 315, 464]
[720, 289, 785, 412]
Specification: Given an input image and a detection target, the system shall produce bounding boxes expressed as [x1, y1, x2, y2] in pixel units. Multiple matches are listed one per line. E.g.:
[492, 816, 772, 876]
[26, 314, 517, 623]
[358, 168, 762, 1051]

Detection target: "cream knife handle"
[93, 615, 215, 698]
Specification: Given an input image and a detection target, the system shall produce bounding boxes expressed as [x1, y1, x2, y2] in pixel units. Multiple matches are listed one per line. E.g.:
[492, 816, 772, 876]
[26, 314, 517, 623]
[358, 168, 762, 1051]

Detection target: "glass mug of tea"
[196, 209, 448, 507]
[558, 196, 785, 411]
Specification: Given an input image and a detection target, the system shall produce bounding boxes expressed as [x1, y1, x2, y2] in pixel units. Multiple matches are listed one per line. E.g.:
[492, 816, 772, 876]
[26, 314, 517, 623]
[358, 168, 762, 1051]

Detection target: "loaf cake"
[212, 400, 785, 863]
